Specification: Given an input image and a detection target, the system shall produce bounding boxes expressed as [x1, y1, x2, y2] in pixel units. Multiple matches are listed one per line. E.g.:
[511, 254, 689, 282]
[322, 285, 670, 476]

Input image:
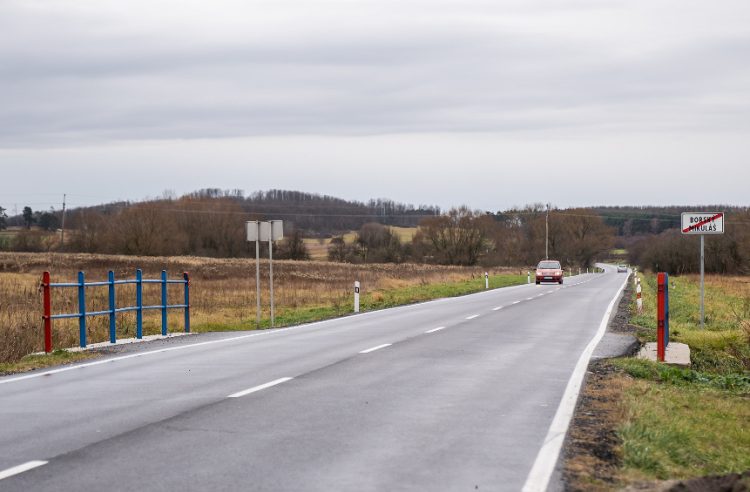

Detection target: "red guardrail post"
[657, 272, 666, 362]
[183, 272, 190, 333]
[42, 271, 52, 353]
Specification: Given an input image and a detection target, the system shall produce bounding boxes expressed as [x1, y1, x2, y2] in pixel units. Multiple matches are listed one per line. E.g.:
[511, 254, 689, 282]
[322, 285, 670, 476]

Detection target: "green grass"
[191, 274, 527, 332]
[614, 358, 750, 395]
[0, 349, 97, 375]
[619, 377, 750, 481]
[617, 272, 750, 483]
[631, 272, 750, 374]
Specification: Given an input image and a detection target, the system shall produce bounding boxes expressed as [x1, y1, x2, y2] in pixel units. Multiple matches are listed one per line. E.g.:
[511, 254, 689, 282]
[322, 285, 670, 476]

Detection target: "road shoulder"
[561, 277, 638, 491]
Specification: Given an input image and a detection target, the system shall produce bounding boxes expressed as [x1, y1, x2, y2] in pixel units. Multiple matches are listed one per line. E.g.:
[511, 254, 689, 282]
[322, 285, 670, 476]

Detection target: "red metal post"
[42, 271, 52, 353]
[183, 272, 190, 333]
[657, 272, 666, 362]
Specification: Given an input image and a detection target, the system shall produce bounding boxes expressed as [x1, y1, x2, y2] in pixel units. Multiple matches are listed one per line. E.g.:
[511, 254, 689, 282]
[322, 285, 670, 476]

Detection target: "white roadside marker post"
[636, 282, 643, 314]
[354, 281, 360, 313]
[527, 271, 531, 284]
[485, 272, 489, 289]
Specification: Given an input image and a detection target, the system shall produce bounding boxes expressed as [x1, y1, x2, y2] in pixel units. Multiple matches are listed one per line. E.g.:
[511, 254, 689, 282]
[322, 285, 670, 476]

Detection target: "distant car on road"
[536, 260, 563, 284]
[617, 265, 628, 273]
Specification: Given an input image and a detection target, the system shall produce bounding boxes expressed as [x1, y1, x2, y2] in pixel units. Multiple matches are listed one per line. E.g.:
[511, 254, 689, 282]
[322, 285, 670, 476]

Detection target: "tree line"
[1, 195, 615, 267]
[4, 190, 747, 273]
[627, 210, 750, 275]
[330, 205, 614, 268]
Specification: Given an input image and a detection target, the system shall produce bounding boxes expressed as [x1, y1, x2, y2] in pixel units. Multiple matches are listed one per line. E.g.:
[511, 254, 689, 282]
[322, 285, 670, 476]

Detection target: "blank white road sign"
[246, 221, 260, 241]
[681, 212, 724, 235]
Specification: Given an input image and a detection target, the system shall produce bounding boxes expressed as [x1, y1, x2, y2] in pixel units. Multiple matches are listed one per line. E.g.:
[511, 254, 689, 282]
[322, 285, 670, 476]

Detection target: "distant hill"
[240, 189, 440, 234]
[6, 189, 441, 237]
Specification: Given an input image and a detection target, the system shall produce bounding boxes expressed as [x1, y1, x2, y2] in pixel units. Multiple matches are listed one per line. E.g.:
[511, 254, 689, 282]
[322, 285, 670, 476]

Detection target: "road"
[0, 266, 628, 491]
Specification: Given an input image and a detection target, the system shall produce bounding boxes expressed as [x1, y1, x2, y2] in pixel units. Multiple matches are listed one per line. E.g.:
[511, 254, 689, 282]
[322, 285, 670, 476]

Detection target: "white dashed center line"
[228, 377, 293, 398]
[465, 314, 480, 320]
[0, 461, 48, 481]
[359, 343, 392, 354]
[492, 306, 503, 311]
[425, 326, 446, 334]
[512, 301, 521, 305]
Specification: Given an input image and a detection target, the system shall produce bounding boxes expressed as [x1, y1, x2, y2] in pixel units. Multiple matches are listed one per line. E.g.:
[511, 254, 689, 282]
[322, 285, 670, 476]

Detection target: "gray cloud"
[2, 1, 749, 147]
[1, 0, 749, 212]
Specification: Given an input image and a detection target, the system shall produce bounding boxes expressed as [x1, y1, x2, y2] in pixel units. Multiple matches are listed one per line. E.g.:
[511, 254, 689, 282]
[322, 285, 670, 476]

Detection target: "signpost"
[246, 220, 284, 327]
[247, 221, 261, 326]
[681, 212, 724, 329]
[268, 220, 283, 327]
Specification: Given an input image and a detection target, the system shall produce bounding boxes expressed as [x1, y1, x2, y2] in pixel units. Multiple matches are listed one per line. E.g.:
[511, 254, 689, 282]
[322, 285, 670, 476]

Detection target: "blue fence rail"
[41, 269, 190, 352]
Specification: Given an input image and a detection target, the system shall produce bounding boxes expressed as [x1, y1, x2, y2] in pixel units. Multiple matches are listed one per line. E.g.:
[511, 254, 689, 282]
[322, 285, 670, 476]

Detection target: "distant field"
[0, 252, 524, 367]
[303, 226, 418, 261]
[0, 231, 15, 251]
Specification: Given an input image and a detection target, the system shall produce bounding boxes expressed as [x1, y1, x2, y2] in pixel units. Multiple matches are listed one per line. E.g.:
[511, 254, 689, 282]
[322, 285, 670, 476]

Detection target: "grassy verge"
[191, 274, 526, 332]
[0, 252, 526, 364]
[0, 349, 97, 376]
[615, 272, 750, 483]
[630, 273, 750, 373]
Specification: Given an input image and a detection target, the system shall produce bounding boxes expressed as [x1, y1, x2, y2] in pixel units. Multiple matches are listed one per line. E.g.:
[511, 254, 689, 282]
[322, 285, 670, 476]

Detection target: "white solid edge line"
[227, 377, 293, 398]
[359, 343, 392, 354]
[521, 270, 628, 492]
[465, 314, 480, 320]
[0, 460, 48, 481]
[425, 326, 446, 334]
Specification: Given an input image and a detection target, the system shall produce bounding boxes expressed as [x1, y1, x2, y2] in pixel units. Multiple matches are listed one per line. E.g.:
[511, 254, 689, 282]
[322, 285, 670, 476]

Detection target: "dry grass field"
[0, 252, 521, 364]
[302, 227, 418, 260]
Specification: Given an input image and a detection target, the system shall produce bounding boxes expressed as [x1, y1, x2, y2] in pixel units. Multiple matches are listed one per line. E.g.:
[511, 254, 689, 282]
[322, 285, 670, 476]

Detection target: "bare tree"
[416, 207, 494, 265]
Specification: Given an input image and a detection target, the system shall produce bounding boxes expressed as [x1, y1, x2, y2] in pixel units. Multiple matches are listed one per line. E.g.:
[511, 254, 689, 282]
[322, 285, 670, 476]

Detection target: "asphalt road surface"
[0, 266, 628, 491]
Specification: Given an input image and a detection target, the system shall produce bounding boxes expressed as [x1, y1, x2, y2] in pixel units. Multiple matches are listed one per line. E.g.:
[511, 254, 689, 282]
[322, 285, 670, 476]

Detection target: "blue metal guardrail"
[42, 269, 190, 351]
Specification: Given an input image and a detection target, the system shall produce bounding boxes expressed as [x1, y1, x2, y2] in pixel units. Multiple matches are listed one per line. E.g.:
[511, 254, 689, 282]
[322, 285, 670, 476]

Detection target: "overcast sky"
[1, 0, 749, 214]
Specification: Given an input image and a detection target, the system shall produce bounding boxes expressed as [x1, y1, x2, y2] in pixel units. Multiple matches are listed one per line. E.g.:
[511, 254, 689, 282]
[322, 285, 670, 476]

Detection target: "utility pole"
[60, 194, 67, 248]
[545, 203, 550, 260]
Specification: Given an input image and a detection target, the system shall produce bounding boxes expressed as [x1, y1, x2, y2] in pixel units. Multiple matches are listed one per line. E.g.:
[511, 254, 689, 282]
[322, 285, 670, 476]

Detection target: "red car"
[536, 260, 563, 284]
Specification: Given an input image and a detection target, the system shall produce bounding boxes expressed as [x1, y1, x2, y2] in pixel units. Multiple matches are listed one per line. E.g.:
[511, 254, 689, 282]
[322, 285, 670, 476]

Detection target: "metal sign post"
[269, 230, 274, 326]
[700, 235, 704, 328]
[270, 221, 283, 327]
[255, 221, 284, 328]
[246, 221, 261, 327]
[681, 212, 724, 329]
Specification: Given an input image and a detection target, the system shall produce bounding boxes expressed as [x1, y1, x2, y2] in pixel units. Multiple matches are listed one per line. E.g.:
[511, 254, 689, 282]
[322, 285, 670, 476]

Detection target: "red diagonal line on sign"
[682, 213, 723, 233]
